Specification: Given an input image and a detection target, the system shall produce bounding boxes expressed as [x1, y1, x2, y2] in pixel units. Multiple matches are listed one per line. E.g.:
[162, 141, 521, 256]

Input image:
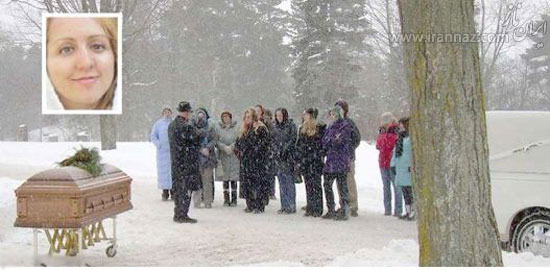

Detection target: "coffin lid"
[26, 163, 122, 182]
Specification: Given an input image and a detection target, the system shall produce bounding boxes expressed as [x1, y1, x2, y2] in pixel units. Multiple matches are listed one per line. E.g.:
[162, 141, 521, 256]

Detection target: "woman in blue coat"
[391, 117, 414, 220]
[150, 106, 174, 201]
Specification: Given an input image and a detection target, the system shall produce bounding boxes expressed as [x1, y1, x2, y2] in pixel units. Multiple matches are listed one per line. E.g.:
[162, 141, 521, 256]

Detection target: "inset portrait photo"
[42, 13, 122, 115]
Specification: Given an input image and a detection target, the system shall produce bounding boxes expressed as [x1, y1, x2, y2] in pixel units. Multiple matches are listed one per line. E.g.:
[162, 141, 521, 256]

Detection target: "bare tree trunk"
[79, 0, 119, 150]
[397, 0, 503, 266]
[100, 115, 117, 150]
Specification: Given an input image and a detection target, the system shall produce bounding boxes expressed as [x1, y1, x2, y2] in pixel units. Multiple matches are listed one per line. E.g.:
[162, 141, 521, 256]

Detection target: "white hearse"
[487, 111, 550, 257]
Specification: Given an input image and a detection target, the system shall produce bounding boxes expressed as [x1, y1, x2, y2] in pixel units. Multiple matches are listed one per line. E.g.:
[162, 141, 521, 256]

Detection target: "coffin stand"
[14, 164, 133, 266]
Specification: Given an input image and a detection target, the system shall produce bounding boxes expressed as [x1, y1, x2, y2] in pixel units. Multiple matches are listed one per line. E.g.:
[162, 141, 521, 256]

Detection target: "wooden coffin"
[14, 164, 132, 228]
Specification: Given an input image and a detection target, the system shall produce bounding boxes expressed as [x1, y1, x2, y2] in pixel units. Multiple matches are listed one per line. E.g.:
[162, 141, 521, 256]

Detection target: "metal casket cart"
[14, 164, 133, 266]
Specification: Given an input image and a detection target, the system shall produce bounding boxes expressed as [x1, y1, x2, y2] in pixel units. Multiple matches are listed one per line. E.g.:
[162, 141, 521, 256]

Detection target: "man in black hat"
[168, 101, 202, 223]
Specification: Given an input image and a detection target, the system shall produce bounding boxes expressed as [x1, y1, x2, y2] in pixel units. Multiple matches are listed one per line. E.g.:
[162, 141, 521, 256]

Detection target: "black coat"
[345, 117, 361, 161]
[168, 116, 202, 191]
[235, 125, 270, 186]
[263, 119, 276, 177]
[295, 122, 326, 175]
[272, 119, 297, 174]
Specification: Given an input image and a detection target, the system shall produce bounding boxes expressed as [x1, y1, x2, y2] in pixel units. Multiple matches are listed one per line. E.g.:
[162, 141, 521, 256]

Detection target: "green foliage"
[58, 146, 103, 177]
[154, 0, 292, 122]
[522, 14, 550, 106]
[290, 0, 373, 116]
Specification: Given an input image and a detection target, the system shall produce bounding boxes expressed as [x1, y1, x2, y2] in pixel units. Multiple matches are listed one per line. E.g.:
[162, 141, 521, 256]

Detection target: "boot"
[407, 204, 416, 221]
[162, 190, 169, 201]
[230, 191, 238, 206]
[351, 209, 358, 217]
[335, 205, 349, 221]
[263, 190, 270, 206]
[223, 191, 230, 206]
[174, 216, 197, 224]
[304, 206, 312, 217]
[400, 205, 411, 220]
[322, 209, 336, 219]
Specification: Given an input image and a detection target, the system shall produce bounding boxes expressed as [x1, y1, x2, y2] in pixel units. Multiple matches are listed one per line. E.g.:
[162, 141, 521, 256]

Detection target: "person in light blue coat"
[150, 106, 174, 201]
[391, 117, 414, 220]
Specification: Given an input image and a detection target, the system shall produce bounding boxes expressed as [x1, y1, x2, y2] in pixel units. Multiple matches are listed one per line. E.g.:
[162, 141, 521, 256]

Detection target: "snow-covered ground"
[0, 141, 549, 266]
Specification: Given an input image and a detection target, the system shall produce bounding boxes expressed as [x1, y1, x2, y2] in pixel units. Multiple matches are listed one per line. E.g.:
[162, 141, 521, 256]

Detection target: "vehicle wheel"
[106, 245, 117, 258]
[512, 210, 550, 257]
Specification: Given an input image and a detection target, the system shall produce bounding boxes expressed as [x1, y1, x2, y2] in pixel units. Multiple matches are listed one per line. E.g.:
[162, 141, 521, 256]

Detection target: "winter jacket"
[345, 117, 362, 161]
[214, 120, 240, 181]
[150, 116, 173, 190]
[376, 124, 399, 169]
[168, 115, 202, 191]
[194, 108, 217, 169]
[263, 119, 276, 177]
[391, 133, 412, 187]
[322, 119, 354, 174]
[272, 119, 298, 174]
[295, 122, 327, 175]
[235, 124, 270, 186]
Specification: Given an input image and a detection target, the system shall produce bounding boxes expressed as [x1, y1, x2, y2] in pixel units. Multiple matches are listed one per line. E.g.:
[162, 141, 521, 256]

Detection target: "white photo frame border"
[41, 12, 123, 115]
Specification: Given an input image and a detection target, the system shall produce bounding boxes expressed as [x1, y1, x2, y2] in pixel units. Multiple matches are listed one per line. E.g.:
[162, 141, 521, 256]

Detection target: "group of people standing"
[376, 113, 414, 221]
[150, 99, 362, 223]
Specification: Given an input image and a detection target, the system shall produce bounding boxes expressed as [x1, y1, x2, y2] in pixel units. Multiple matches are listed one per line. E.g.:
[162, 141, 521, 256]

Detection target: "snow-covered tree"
[522, 14, 550, 109]
[290, 0, 373, 117]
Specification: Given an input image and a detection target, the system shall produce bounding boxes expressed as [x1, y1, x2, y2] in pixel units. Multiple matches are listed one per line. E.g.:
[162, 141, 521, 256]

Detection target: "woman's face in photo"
[47, 18, 115, 109]
[163, 109, 172, 118]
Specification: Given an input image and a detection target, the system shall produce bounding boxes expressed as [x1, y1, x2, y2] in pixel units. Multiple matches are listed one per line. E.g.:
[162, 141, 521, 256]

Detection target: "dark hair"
[335, 99, 349, 117]
[197, 107, 210, 119]
[264, 108, 272, 118]
[399, 117, 410, 132]
[274, 108, 289, 125]
[305, 107, 319, 119]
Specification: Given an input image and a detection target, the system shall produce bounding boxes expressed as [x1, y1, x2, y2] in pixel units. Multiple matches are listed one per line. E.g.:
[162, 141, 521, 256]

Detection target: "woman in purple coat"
[321, 106, 353, 221]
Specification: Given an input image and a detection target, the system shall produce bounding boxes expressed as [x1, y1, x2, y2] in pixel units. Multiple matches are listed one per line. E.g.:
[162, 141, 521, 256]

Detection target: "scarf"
[395, 130, 409, 157]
